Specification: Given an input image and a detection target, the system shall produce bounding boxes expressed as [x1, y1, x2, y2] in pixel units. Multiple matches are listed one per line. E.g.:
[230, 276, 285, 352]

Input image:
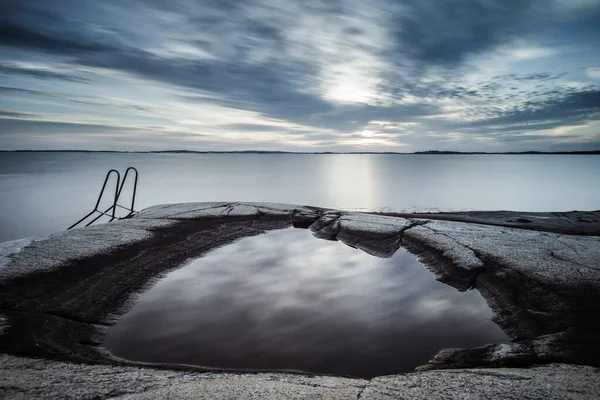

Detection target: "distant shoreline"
[1, 150, 599, 155]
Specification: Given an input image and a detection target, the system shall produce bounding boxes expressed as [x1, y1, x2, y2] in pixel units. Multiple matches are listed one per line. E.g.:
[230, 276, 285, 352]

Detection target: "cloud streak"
[0, 0, 599, 151]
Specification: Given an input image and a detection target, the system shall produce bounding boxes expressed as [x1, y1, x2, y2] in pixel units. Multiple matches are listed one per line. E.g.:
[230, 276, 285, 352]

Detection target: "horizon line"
[1, 149, 600, 155]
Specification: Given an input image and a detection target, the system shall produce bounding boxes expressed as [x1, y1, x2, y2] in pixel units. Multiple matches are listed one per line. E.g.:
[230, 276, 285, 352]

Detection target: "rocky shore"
[1, 202, 599, 399]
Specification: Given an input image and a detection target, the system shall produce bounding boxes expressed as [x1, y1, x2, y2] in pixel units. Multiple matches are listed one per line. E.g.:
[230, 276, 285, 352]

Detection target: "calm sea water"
[105, 228, 507, 377]
[1, 152, 599, 242]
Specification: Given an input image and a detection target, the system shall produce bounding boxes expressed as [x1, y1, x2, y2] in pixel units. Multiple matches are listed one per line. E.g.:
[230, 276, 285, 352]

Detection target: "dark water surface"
[2, 152, 600, 242]
[104, 228, 508, 378]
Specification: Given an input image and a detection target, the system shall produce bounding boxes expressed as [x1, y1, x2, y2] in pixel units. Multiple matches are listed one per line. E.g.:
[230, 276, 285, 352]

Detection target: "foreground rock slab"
[2, 355, 598, 400]
[362, 363, 600, 400]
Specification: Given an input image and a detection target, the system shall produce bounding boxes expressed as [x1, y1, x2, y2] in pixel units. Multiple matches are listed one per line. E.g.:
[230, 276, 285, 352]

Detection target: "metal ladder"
[68, 167, 139, 229]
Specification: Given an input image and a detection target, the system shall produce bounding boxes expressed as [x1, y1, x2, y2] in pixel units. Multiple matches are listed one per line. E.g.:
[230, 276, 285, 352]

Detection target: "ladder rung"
[95, 209, 116, 218]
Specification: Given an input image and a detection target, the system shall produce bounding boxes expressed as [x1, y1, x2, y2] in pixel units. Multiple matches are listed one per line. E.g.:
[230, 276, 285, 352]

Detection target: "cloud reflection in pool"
[104, 228, 508, 378]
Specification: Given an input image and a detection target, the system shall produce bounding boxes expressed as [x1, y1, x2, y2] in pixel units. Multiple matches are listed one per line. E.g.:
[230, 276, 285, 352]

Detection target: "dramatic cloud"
[0, 0, 599, 151]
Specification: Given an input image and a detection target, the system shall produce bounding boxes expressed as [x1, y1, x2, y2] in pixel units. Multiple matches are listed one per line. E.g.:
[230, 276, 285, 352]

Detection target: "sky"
[1, 0, 600, 152]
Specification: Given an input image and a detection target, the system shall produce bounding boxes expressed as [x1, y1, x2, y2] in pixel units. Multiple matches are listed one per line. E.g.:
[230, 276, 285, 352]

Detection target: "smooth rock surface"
[2, 355, 598, 399]
[362, 363, 600, 400]
[1, 202, 599, 398]
[0, 355, 366, 399]
[382, 210, 600, 236]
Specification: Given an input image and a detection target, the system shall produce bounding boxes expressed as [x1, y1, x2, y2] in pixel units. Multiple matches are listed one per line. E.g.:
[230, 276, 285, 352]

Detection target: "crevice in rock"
[551, 212, 580, 228]
[156, 203, 231, 219]
[468, 268, 483, 290]
[309, 213, 342, 239]
[248, 207, 266, 225]
[550, 234, 582, 256]
[401, 227, 484, 292]
[221, 203, 238, 216]
[397, 219, 429, 247]
[356, 383, 368, 400]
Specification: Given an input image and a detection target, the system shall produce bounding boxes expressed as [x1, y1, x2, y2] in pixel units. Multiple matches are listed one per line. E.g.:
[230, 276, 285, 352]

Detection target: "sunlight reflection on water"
[2, 153, 600, 242]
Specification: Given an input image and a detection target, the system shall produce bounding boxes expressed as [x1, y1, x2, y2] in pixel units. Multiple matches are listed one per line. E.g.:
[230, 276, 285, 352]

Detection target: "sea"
[1, 152, 599, 242]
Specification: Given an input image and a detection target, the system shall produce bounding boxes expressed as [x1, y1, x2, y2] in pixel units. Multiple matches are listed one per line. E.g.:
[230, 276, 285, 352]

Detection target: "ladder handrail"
[68, 169, 120, 229]
[68, 167, 138, 229]
[114, 167, 138, 219]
